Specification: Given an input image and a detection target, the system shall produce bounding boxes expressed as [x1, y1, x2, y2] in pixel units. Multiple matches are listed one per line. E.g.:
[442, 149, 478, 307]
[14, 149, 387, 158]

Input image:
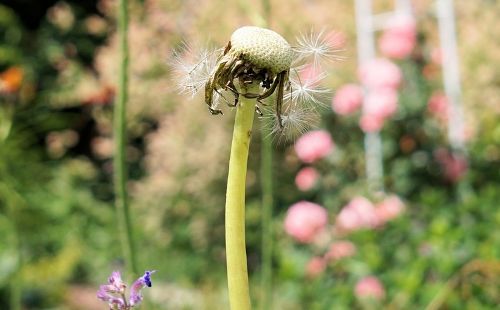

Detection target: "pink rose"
[375, 195, 405, 224]
[306, 256, 326, 278]
[379, 32, 416, 59]
[284, 201, 329, 243]
[325, 241, 356, 261]
[427, 92, 449, 122]
[364, 88, 398, 119]
[325, 31, 346, 50]
[332, 84, 363, 115]
[336, 197, 378, 232]
[379, 15, 416, 59]
[299, 64, 323, 87]
[295, 167, 319, 191]
[431, 47, 443, 65]
[359, 88, 398, 132]
[294, 130, 334, 163]
[359, 58, 402, 90]
[355, 276, 385, 300]
[434, 148, 468, 183]
[359, 114, 385, 133]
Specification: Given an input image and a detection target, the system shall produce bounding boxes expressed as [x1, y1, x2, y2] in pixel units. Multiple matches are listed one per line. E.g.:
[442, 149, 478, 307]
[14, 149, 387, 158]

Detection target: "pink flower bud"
[434, 148, 468, 183]
[431, 47, 443, 65]
[295, 167, 320, 191]
[299, 64, 323, 87]
[364, 88, 398, 119]
[359, 114, 385, 133]
[375, 195, 405, 224]
[336, 197, 378, 232]
[332, 84, 363, 115]
[359, 58, 402, 90]
[427, 92, 449, 122]
[325, 241, 356, 261]
[294, 130, 334, 163]
[355, 276, 385, 300]
[284, 201, 328, 243]
[306, 256, 326, 278]
[379, 15, 417, 59]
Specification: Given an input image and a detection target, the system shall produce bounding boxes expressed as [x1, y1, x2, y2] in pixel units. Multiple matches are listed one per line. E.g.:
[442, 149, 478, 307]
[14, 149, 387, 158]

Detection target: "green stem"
[0, 104, 14, 142]
[0, 184, 24, 310]
[260, 134, 273, 310]
[114, 0, 138, 275]
[259, 2, 273, 309]
[225, 83, 259, 310]
[10, 228, 22, 310]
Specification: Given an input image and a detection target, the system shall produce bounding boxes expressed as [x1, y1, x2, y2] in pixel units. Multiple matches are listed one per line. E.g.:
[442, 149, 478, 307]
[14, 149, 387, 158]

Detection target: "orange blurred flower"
[0, 67, 23, 94]
[83, 85, 115, 105]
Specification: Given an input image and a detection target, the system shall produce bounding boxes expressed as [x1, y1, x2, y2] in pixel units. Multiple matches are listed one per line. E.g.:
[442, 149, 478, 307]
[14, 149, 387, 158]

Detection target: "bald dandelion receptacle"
[204, 26, 294, 128]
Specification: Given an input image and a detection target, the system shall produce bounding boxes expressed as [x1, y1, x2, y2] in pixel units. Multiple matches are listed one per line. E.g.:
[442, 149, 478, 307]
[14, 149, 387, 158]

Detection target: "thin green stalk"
[114, 0, 138, 275]
[259, 2, 273, 309]
[225, 83, 259, 310]
[1, 184, 24, 310]
[10, 228, 22, 310]
[260, 133, 273, 310]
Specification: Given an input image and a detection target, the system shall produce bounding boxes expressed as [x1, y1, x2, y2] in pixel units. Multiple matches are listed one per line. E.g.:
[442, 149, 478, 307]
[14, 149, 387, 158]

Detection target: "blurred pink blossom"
[306, 256, 326, 278]
[335, 197, 378, 232]
[379, 15, 417, 59]
[355, 276, 385, 300]
[434, 148, 468, 183]
[294, 130, 334, 163]
[284, 201, 329, 243]
[387, 14, 417, 37]
[375, 195, 405, 224]
[332, 84, 363, 115]
[325, 31, 347, 50]
[325, 241, 356, 261]
[364, 88, 398, 119]
[299, 64, 323, 87]
[295, 167, 320, 191]
[359, 58, 402, 90]
[431, 47, 443, 65]
[427, 92, 449, 122]
[359, 114, 385, 133]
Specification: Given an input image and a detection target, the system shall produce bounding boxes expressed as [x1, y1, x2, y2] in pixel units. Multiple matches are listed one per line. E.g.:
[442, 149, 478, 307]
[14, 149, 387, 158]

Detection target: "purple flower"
[97, 270, 156, 309]
[97, 288, 125, 308]
[130, 270, 156, 306]
[104, 271, 126, 294]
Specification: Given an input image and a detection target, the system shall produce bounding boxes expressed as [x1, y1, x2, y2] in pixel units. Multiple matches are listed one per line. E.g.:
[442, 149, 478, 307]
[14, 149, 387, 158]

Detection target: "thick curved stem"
[225, 83, 259, 310]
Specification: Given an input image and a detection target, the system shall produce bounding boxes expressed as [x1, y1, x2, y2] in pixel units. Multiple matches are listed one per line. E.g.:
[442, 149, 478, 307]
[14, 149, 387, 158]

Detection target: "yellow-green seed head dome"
[229, 26, 294, 74]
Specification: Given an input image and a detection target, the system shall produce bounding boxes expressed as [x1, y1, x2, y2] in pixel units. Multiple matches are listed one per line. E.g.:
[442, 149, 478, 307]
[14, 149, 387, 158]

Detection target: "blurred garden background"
[1, 0, 500, 309]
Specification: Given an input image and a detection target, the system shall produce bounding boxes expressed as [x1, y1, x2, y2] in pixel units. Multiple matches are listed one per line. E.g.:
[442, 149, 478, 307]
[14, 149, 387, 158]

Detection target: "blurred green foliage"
[0, 0, 499, 309]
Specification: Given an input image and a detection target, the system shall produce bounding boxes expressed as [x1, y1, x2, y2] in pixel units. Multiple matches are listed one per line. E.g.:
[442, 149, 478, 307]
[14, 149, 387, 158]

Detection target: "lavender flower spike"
[129, 270, 156, 306]
[97, 270, 156, 309]
[97, 288, 126, 309]
[106, 271, 127, 293]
